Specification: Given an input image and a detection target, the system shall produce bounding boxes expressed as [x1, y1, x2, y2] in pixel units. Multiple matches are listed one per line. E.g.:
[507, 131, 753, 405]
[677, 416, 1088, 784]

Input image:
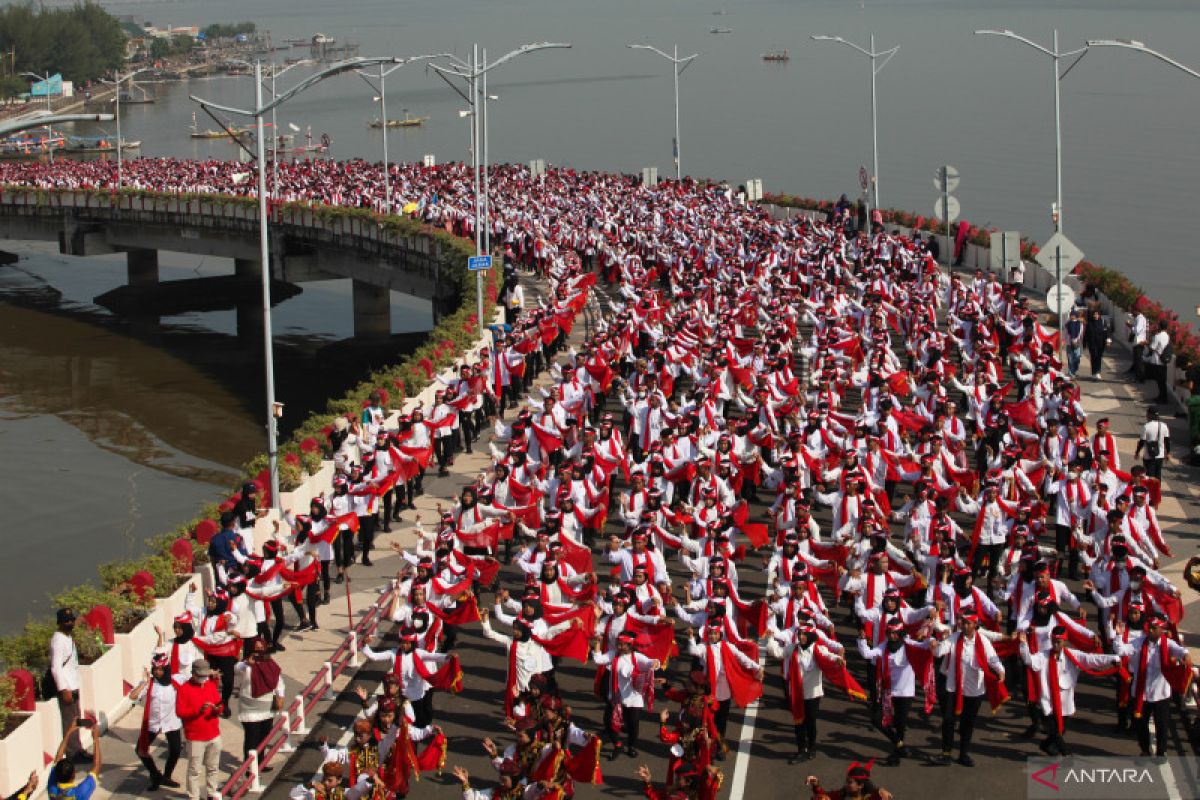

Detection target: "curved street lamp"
[626, 44, 698, 181]
[810, 35, 898, 211]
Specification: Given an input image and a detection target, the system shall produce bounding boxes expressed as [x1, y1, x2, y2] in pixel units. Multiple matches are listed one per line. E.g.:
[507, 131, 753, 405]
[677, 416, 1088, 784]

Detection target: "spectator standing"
[48, 608, 83, 761]
[1146, 320, 1172, 405]
[175, 659, 223, 800]
[1064, 309, 1084, 378]
[1083, 308, 1111, 380]
[1128, 309, 1149, 380]
[234, 639, 285, 763]
[1135, 407, 1170, 480]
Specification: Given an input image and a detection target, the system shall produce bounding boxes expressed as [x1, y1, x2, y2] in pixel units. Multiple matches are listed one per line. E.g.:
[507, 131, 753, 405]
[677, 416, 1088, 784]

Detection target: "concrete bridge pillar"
[235, 258, 264, 342]
[353, 280, 391, 339]
[126, 248, 159, 286]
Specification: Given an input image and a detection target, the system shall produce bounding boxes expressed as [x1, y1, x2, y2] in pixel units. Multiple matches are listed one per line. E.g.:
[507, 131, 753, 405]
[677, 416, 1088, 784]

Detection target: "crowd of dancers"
[6, 156, 1192, 800]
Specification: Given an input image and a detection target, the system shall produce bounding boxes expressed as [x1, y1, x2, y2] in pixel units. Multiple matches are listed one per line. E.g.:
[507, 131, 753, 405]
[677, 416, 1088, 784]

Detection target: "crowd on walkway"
[9, 156, 1195, 800]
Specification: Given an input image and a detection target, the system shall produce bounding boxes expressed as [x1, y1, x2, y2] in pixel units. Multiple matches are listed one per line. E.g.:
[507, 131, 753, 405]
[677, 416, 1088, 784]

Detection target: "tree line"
[0, 2, 125, 87]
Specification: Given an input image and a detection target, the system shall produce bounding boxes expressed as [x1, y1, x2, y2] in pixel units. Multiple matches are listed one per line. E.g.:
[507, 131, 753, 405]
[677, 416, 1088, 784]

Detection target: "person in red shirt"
[175, 659, 223, 800]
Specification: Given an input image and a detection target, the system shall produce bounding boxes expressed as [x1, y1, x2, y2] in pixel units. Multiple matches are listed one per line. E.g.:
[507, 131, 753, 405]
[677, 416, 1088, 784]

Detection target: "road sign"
[989, 230, 1022, 272]
[859, 166, 869, 192]
[1045, 283, 1076, 316]
[934, 195, 960, 223]
[1036, 232, 1084, 275]
[934, 164, 959, 193]
[468, 255, 493, 271]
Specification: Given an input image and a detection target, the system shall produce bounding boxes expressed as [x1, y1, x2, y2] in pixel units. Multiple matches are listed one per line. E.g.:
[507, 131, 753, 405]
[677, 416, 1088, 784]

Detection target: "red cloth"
[705, 641, 761, 708]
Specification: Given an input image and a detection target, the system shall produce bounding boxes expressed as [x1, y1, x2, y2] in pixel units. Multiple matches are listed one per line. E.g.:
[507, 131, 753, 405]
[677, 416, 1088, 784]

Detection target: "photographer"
[46, 718, 101, 799]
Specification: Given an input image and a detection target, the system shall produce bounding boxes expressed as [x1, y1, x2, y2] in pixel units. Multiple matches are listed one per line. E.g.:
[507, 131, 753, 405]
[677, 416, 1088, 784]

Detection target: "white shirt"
[361, 646, 449, 700]
[686, 639, 759, 702]
[858, 639, 924, 697]
[1141, 420, 1168, 460]
[592, 649, 656, 707]
[141, 679, 182, 734]
[935, 631, 1005, 696]
[49, 630, 80, 692]
[1020, 643, 1119, 717]
[1146, 330, 1169, 365]
[1119, 633, 1189, 703]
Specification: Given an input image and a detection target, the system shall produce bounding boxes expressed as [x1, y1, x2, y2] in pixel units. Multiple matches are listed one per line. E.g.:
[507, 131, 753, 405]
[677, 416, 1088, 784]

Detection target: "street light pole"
[192, 55, 404, 508]
[974, 29, 1089, 235]
[100, 67, 152, 187]
[356, 54, 448, 215]
[251, 61, 280, 510]
[810, 35, 898, 210]
[626, 44, 698, 181]
[430, 42, 572, 334]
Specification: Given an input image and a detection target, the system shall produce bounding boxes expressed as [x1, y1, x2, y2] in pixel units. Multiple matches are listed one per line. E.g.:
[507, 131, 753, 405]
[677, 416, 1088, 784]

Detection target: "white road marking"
[727, 658, 767, 800]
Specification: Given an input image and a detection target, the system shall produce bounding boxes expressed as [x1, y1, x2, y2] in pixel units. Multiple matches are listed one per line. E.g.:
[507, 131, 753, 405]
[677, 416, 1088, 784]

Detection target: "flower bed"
[761, 193, 1200, 368]
[0, 188, 499, 685]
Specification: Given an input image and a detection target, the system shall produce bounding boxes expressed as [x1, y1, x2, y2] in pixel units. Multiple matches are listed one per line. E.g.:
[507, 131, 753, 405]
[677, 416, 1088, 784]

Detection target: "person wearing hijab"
[134, 653, 182, 792]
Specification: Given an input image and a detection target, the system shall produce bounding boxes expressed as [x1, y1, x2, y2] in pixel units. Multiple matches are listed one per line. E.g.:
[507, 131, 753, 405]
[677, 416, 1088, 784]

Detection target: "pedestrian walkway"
[85, 273, 578, 799]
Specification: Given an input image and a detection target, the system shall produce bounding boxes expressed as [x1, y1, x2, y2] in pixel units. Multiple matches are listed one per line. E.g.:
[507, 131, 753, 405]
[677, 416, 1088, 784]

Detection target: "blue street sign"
[468, 255, 493, 271]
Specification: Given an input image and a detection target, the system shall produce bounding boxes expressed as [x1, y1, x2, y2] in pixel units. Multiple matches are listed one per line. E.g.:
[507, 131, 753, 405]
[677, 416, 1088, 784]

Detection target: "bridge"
[0, 189, 466, 339]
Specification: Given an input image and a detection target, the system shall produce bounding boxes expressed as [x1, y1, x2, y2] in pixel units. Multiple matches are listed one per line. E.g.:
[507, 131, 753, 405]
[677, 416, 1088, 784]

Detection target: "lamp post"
[974, 29, 1089, 235]
[21, 71, 55, 157]
[226, 58, 314, 197]
[430, 42, 572, 335]
[355, 54, 448, 215]
[626, 44, 698, 181]
[810, 35, 898, 211]
[99, 67, 153, 187]
[191, 56, 403, 508]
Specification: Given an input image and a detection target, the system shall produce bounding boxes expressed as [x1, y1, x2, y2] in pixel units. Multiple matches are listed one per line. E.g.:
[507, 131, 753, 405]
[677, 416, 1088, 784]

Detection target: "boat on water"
[710, 27, 732, 34]
[62, 136, 141, 155]
[0, 133, 65, 159]
[762, 50, 790, 62]
[369, 110, 430, 129]
[189, 112, 253, 141]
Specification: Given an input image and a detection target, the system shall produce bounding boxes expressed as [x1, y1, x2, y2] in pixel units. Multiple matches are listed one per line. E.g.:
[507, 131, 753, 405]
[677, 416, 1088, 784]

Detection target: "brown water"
[0, 242, 434, 633]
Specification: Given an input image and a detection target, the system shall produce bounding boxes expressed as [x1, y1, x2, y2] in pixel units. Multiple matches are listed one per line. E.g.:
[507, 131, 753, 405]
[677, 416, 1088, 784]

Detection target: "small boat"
[369, 110, 430, 129]
[63, 136, 141, 154]
[0, 132, 65, 158]
[278, 127, 330, 156]
[762, 50, 790, 62]
[710, 27, 732, 34]
[189, 111, 253, 141]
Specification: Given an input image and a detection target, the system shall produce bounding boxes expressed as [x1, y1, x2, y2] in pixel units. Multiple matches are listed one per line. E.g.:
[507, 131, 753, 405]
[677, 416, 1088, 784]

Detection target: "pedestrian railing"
[215, 584, 397, 800]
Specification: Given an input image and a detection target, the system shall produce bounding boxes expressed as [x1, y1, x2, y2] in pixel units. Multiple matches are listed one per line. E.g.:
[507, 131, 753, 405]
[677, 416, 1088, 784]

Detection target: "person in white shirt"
[686, 622, 762, 741]
[135, 652, 183, 791]
[361, 626, 451, 727]
[770, 621, 844, 762]
[1118, 612, 1192, 756]
[1018, 626, 1119, 756]
[858, 618, 933, 765]
[1145, 320, 1171, 404]
[592, 629, 661, 759]
[1129, 310, 1149, 379]
[1134, 406, 1170, 481]
[49, 607, 84, 759]
[933, 612, 1005, 766]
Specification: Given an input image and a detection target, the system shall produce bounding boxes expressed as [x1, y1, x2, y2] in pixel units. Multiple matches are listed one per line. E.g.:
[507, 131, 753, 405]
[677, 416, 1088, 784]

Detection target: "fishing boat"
[369, 110, 430, 129]
[189, 111, 253, 141]
[62, 136, 142, 155]
[0, 132, 65, 158]
[710, 27, 733, 34]
[762, 50, 790, 62]
[277, 127, 330, 157]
